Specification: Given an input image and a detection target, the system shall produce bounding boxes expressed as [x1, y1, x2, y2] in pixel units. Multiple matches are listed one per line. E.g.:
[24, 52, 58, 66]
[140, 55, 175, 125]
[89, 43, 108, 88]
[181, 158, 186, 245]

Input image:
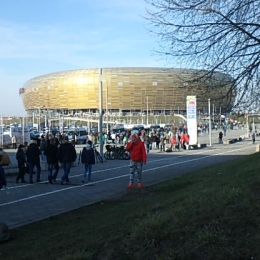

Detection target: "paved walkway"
[3, 128, 248, 169]
[0, 128, 253, 229]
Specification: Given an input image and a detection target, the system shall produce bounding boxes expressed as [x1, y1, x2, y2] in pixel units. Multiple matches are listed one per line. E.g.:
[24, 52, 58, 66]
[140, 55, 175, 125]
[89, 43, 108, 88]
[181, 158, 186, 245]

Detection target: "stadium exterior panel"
[20, 67, 234, 114]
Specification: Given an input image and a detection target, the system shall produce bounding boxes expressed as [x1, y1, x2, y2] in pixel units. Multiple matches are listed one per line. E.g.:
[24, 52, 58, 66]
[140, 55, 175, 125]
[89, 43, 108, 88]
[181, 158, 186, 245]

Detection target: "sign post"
[186, 96, 197, 145]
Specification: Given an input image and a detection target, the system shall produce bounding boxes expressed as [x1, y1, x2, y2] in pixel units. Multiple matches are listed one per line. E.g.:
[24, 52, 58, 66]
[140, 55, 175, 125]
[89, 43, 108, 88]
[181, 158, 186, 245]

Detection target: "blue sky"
[0, 0, 169, 116]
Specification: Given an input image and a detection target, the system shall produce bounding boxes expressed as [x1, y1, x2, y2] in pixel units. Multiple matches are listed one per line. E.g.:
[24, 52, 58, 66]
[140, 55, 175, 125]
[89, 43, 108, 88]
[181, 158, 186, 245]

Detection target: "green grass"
[1, 153, 260, 259]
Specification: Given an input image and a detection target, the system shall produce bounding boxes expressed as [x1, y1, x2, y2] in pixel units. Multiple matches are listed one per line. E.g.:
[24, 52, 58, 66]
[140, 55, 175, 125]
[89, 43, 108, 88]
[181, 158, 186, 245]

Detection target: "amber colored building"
[20, 67, 234, 114]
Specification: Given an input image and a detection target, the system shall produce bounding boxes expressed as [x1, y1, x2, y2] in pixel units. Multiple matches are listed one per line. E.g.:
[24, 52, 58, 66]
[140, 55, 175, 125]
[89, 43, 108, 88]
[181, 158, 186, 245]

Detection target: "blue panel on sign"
[187, 109, 196, 114]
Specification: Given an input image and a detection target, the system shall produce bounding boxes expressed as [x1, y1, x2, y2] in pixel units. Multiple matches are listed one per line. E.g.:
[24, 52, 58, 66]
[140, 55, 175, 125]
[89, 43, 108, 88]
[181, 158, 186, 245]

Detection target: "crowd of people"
[0, 125, 192, 190]
[0, 134, 79, 187]
[2, 122, 235, 191]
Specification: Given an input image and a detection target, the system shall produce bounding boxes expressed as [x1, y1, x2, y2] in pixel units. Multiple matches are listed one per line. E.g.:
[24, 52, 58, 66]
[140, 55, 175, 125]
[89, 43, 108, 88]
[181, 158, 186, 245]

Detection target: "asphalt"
[0, 128, 255, 229]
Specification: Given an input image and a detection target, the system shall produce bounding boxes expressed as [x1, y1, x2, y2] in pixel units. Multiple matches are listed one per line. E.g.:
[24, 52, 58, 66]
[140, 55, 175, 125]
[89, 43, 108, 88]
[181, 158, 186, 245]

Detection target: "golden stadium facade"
[20, 67, 234, 114]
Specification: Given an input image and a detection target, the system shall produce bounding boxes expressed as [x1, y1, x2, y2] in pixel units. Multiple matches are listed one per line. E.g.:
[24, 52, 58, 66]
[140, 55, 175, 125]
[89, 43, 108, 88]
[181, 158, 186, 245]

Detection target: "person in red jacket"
[125, 133, 147, 189]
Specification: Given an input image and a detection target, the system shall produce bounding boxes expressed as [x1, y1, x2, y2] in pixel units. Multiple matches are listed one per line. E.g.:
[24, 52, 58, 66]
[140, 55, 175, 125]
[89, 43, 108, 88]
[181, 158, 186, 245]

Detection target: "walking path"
[0, 128, 254, 229]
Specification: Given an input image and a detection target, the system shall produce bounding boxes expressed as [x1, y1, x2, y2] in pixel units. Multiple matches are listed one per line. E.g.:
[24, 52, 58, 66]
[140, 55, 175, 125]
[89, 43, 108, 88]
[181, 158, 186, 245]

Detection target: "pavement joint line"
[0, 144, 253, 207]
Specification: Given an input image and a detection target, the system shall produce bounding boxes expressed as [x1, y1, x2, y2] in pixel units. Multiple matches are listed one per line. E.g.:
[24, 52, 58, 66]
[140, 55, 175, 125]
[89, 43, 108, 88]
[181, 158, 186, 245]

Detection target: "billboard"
[186, 96, 197, 145]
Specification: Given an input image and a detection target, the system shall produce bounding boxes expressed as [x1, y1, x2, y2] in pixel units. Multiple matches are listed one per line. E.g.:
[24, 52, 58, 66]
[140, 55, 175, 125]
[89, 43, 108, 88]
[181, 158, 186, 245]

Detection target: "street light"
[208, 99, 212, 146]
[98, 68, 103, 159]
[1, 115, 3, 147]
[146, 96, 149, 126]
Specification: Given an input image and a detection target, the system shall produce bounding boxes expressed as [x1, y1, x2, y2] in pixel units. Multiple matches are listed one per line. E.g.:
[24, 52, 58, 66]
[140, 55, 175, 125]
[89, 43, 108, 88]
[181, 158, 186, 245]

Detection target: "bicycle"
[104, 144, 116, 160]
[93, 144, 103, 163]
[112, 145, 130, 160]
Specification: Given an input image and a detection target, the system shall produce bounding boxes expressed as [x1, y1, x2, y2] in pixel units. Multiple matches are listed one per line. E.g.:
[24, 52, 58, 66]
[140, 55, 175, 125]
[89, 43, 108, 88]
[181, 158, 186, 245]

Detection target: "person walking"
[218, 131, 223, 144]
[11, 135, 17, 149]
[159, 134, 165, 152]
[252, 132, 256, 144]
[40, 135, 47, 161]
[15, 144, 27, 183]
[0, 164, 7, 190]
[58, 136, 77, 185]
[44, 138, 59, 184]
[26, 138, 41, 184]
[81, 140, 95, 183]
[125, 133, 147, 189]
[0, 148, 11, 166]
[151, 133, 157, 150]
[170, 134, 177, 151]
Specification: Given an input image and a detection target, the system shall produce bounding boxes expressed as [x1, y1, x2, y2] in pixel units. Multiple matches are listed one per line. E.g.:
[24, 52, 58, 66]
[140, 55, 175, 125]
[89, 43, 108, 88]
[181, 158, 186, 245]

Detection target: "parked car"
[30, 131, 40, 140]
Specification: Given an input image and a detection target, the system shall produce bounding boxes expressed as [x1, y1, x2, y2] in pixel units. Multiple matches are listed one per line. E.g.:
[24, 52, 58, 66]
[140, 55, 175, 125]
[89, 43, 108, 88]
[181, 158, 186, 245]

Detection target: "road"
[0, 128, 257, 229]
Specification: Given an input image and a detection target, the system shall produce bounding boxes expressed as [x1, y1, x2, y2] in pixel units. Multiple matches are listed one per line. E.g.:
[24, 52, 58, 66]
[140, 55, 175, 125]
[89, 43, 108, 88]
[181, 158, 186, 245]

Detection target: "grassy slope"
[1, 153, 260, 260]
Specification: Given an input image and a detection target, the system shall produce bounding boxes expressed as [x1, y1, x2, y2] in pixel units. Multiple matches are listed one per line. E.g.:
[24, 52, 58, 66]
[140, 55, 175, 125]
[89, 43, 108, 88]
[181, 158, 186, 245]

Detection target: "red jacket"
[125, 139, 147, 163]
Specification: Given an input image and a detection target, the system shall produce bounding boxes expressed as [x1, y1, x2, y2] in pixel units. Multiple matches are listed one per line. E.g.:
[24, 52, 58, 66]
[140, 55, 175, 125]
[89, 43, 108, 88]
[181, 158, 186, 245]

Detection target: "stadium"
[20, 67, 234, 116]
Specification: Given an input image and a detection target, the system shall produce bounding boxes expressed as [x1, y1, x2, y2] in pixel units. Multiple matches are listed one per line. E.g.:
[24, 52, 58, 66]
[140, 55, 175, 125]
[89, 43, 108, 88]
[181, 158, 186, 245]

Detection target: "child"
[81, 140, 95, 183]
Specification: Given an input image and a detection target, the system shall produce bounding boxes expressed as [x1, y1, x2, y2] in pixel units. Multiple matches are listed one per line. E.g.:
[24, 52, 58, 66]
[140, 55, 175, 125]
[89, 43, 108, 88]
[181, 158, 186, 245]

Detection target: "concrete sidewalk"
[2, 128, 248, 175]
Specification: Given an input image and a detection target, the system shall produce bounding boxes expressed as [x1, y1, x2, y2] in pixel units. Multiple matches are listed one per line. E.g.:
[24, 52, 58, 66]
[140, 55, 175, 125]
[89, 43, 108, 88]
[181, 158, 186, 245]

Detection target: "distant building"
[20, 67, 234, 115]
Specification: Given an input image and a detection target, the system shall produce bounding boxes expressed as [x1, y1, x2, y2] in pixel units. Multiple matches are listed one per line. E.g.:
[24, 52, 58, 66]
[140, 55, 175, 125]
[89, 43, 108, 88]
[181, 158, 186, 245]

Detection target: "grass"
[1, 152, 260, 259]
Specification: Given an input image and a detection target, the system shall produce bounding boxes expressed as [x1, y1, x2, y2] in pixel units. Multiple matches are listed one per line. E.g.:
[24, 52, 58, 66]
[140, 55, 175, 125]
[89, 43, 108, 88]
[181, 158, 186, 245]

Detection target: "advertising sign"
[186, 96, 197, 145]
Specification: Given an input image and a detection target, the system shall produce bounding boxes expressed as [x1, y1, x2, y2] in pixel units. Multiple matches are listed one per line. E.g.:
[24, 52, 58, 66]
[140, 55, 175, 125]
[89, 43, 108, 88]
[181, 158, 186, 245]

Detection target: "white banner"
[186, 96, 197, 145]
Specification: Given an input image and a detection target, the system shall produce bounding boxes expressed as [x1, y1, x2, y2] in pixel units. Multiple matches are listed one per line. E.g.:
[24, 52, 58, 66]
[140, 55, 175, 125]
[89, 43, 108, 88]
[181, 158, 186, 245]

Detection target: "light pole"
[32, 111, 35, 127]
[106, 84, 108, 134]
[1, 115, 3, 147]
[246, 113, 249, 137]
[98, 68, 103, 158]
[146, 95, 149, 126]
[38, 107, 41, 132]
[208, 99, 212, 146]
[252, 114, 255, 132]
[213, 104, 215, 123]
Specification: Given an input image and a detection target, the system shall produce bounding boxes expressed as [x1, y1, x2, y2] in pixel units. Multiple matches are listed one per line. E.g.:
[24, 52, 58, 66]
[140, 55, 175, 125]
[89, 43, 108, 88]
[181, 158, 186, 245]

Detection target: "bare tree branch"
[145, 0, 260, 111]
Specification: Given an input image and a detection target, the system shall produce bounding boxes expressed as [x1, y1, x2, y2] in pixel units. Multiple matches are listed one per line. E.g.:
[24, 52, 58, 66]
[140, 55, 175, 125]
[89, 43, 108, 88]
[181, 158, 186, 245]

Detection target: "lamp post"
[106, 84, 109, 134]
[1, 115, 3, 147]
[208, 99, 212, 146]
[98, 68, 103, 158]
[146, 96, 149, 126]
[246, 112, 249, 137]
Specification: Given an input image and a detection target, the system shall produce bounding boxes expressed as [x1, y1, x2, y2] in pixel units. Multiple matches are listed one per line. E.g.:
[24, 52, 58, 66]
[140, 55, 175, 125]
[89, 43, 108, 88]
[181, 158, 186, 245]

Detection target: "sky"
[0, 0, 169, 117]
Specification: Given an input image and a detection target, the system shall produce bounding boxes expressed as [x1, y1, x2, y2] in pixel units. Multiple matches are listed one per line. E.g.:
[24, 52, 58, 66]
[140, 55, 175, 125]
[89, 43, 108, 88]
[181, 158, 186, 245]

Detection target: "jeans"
[159, 143, 165, 152]
[61, 162, 71, 182]
[48, 163, 59, 182]
[146, 143, 150, 154]
[83, 164, 93, 182]
[28, 161, 41, 182]
[41, 151, 46, 161]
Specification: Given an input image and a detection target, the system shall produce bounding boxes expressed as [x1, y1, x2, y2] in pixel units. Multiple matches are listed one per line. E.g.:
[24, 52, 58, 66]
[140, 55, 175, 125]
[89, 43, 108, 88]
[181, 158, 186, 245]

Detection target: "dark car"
[30, 131, 40, 140]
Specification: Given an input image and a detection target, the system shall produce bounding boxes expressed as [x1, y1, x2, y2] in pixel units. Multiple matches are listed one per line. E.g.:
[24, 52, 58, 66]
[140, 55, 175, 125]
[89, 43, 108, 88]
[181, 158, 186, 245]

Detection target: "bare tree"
[145, 0, 260, 111]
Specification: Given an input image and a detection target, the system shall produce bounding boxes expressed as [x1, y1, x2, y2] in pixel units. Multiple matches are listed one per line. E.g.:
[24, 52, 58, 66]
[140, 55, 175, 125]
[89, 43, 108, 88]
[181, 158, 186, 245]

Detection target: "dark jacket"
[81, 145, 95, 165]
[58, 142, 77, 163]
[16, 148, 26, 165]
[44, 144, 59, 164]
[40, 139, 48, 151]
[26, 143, 41, 163]
[0, 165, 7, 189]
